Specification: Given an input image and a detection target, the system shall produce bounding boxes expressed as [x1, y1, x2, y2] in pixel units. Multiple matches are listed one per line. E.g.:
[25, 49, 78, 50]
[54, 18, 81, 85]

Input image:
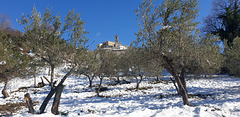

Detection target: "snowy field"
[0, 67, 240, 117]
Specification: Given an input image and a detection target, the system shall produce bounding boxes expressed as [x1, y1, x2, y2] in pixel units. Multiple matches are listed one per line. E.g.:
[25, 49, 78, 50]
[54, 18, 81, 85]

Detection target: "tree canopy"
[135, 0, 223, 105]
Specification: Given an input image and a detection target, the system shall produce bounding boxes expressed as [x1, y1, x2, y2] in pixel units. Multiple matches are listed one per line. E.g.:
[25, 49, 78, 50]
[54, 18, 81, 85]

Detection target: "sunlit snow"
[0, 67, 240, 117]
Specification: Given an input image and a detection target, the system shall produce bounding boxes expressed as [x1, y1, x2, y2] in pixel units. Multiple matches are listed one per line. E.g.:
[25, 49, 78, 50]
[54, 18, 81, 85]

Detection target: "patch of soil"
[11, 86, 31, 93]
[95, 87, 109, 92]
[156, 93, 214, 100]
[156, 93, 179, 99]
[126, 86, 153, 91]
[98, 94, 123, 98]
[148, 80, 170, 84]
[188, 93, 214, 99]
[107, 80, 131, 86]
[0, 101, 38, 116]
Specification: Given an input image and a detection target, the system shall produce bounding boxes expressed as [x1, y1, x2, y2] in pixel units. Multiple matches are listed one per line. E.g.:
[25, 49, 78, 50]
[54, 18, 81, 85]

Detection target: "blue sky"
[0, 0, 212, 50]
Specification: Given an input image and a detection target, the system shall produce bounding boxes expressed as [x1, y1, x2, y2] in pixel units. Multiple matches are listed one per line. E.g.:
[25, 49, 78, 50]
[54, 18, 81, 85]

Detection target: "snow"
[161, 25, 171, 30]
[0, 67, 240, 117]
[0, 61, 6, 65]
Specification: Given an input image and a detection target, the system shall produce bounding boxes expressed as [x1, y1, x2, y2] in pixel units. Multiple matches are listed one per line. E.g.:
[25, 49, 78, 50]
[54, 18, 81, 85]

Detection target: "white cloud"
[96, 32, 101, 37]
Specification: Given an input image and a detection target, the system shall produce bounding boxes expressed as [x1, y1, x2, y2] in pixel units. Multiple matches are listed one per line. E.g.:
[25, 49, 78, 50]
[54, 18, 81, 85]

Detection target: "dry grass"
[0, 101, 39, 116]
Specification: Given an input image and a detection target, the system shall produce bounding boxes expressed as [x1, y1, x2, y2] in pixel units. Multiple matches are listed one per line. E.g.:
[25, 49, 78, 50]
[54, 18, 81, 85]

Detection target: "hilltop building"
[97, 35, 128, 55]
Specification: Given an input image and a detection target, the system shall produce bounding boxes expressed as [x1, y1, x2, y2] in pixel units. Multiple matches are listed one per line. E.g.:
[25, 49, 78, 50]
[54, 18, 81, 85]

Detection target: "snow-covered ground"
[0, 67, 240, 117]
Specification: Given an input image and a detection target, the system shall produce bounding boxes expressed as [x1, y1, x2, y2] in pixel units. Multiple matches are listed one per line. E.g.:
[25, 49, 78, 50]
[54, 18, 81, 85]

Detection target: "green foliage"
[225, 37, 240, 77]
[203, 0, 240, 46]
[145, 57, 164, 78]
[136, 0, 223, 105]
[75, 50, 101, 76]
[19, 6, 88, 64]
[0, 30, 29, 79]
[122, 47, 147, 77]
[136, 0, 222, 77]
[19, 6, 66, 65]
[18, 6, 88, 88]
[97, 50, 117, 77]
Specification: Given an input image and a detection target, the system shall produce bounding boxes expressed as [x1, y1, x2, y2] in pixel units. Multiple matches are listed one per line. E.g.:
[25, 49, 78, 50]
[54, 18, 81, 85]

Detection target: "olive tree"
[0, 30, 29, 98]
[19, 7, 65, 88]
[121, 47, 148, 90]
[225, 37, 240, 77]
[136, 0, 223, 105]
[75, 50, 101, 88]
[19, 6, 88, 114]
[145, 57, 164, 81]
[96, 50, 117, 96]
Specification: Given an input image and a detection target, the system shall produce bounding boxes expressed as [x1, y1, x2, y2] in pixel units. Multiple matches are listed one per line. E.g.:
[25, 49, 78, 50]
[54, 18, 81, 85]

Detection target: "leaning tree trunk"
[90, 74, 95, 88]
[51, 85, 65, 115]
[170, 77, 179, 94]
[162, 56, 189, 105]
[180, 69, 187, 92]
[39, 67, 75, 114]
[97, 76, 103, 97]
[2, 77, 9, 98]
[85, 74, 95, 88]
[175, 76, 190, 105]
[135, 75, 144, 91]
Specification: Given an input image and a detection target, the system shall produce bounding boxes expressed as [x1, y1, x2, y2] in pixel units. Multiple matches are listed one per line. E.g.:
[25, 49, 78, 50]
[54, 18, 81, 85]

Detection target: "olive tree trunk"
[39, 67, 75, 113]
[50, 64, 55, 89]
[51, 85, 65, 115]
[97, 76, 103, 97]
[24, 93, 34, 114]
[135, 75, 144, 90]
[2, 77, 9, 98]
[85, 74, 95, 88]
[163, 56, 190, 105]
[175, 76, 189, 105]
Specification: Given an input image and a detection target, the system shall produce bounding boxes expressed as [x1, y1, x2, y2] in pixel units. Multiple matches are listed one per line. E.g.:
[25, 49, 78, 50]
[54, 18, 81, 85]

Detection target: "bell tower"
[115, 35, 119, 44]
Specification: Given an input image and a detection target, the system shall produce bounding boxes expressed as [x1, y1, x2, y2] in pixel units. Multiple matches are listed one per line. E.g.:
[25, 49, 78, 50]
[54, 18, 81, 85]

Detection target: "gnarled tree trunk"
[39, 67, 75, 113]
[175, 76, 189, 105]
[135, 75, 144, 90]
[170, 77, 179, 94]
[156, 76, 159, 81]
[2, 77, 9, 98]
[85, 74, 95, 88]
[97, 76, 103, 97]
[51, 85, 65, 115]
[24, 93, 35, 114]
[180, 68, 187, 92]
[163, 56, 190, 105]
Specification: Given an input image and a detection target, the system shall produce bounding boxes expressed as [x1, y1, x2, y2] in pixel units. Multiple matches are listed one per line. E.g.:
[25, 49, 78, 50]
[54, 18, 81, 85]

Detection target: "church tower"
[115, 35, 119, 44]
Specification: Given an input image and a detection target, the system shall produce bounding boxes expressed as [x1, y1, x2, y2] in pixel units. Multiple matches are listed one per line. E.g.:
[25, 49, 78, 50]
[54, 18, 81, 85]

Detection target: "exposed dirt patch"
[95, 87, 109, 92]
[156, 93, 179, 99]
[126, 86, 153, 91]
[0, 101, 39, 116]
[106, 80, 131, 86]
[188, 93, 214, 99]
[148, 80, 170, 84]
[11, 86, 31, 93]
[155, 93, 214, 100]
